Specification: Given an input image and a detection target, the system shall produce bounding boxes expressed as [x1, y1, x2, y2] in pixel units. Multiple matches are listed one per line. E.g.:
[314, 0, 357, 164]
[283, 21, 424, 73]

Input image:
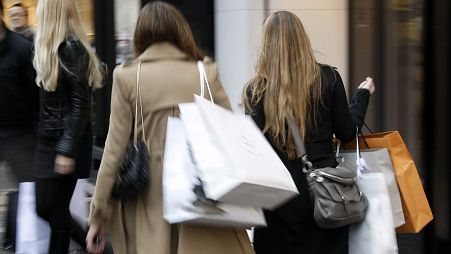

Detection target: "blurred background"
[1, 0, 449, 253]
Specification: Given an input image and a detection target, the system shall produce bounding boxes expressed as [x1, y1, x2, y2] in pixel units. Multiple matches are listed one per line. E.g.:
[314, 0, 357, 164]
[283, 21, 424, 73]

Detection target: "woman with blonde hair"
[32, 0, 103, 252]
[86, 2, 254, 254]
[243, 11, 375, 253]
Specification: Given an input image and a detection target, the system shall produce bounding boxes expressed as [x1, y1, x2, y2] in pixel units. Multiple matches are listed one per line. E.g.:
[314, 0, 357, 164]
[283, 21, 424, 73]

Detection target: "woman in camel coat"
[86, 2, 254, 254]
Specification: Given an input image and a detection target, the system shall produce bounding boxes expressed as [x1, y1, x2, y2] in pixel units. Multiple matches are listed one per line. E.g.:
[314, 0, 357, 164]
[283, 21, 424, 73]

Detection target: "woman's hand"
[54, 154, 76, 174]
[86, 224, 106, 254]
[358, 77, 375, 94]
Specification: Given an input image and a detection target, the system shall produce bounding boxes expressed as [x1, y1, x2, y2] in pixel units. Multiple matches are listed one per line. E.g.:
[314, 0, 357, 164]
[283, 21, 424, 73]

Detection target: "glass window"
[114, 0, 140, 63]
[384, 0, 424, 168]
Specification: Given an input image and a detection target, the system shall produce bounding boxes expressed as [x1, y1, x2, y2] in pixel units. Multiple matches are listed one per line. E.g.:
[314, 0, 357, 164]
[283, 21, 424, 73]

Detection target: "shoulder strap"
[286, 117, 306, 156]
[134, 61, 146, 146]
[286, 117, 313, 171]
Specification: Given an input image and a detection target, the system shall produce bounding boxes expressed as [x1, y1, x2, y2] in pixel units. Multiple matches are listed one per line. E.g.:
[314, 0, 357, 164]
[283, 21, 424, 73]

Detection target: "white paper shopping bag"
[348, 168, 398, 254]
[340, 148, 405, 227]
[163, 117, 266, 227]
[178, 97, 298, 209]
[69, 179, 89, 229]
[16, 182, 50, 254]
[16, 181, 87, 253]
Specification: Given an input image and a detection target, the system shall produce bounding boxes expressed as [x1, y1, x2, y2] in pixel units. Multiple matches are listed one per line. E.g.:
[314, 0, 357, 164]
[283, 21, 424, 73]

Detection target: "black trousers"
[35, 177, 77, 253]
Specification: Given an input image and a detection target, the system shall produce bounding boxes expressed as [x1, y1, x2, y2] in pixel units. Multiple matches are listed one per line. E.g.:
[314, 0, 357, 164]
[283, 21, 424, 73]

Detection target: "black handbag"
[287, 118, 368, 228]
[112, 62, 150, 200]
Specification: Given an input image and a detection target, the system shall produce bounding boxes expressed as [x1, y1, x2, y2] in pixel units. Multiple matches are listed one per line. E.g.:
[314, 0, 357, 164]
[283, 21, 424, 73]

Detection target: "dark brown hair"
[133, 1, 203, 60]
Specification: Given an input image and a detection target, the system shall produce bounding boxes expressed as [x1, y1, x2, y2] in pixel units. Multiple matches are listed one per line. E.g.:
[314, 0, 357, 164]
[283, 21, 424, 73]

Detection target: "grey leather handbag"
[287, 119, 368, 228]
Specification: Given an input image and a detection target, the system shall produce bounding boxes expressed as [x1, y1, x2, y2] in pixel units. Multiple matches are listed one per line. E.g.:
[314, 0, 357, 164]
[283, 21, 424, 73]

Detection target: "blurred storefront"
[350, 0, 424, 253]
[351, 0, 450, 253]
[350, 0, 424, 164]
[422, 0, 451, 252]
[2, 0, 95, 36]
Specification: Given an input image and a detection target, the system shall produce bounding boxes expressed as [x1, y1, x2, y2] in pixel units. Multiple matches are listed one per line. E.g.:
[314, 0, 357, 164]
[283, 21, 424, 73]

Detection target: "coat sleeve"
[205, 60, 232, 110]
[54, 41, 92, 158]
[331, 69, 371, 142]
[89, 66, 133, 225]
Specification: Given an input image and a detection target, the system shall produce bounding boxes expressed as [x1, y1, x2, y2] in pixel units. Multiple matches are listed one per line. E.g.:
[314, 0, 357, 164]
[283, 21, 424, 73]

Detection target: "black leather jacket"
[37, 36, 92, 159]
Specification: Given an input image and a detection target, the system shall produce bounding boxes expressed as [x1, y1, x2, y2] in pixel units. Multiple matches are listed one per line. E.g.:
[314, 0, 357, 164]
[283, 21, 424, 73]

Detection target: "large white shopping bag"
[348, 158, 398, 254]
[16, 181, 87, 253]
[16, 182, 49, 254]
[340, 148, 405, 227]
[178, 97, 298, 209]
[69, 179, 89, 229]
[163, 117, 266, 227]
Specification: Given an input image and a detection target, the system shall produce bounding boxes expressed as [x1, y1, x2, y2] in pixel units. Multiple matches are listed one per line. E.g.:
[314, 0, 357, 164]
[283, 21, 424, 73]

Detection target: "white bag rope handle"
[134, 61, 147, 146]
[335, 126, 361, 162]
[355, 126, 361, 161]
[197, 61, 214, 104]
[336, 126, 367, 176]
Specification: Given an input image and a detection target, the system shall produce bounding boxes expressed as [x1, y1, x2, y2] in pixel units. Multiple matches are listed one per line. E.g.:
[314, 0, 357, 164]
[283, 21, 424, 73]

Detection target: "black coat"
[248, 65, 370, 254]
[0, 29, 37, 131]
[33, 36, 93, 179]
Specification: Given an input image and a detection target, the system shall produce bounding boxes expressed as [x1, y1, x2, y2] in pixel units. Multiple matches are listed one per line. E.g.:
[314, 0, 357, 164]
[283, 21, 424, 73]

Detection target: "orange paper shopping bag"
[345, 131, 433, 233]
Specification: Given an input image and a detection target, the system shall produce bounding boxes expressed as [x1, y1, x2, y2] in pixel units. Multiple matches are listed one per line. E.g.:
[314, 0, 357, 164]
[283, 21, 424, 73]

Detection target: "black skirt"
[253, 159, 348, 254]
[254, 193, 348, 254]
[33, 129, 92, 179]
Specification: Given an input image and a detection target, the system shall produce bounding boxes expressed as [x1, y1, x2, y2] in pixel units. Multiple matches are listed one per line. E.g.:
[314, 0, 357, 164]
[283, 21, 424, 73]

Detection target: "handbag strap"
[286, 117, 313, 172]
[197, 61, 214, 103]
[134, 61, 146, 146]
[286, 117, 306, 155]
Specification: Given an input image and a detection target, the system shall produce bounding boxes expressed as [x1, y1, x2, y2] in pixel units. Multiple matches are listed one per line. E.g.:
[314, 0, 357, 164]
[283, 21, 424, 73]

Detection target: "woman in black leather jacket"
[243, 11, 375, 254]
[32, 0, 103, 253]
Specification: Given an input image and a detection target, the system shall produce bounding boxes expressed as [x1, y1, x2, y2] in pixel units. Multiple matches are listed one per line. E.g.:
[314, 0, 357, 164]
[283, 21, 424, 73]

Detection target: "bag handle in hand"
[335, 126, 362, 162]
[134, 61, 146, 146]
[197, 61, 214, 104]
[363, 122, 374, 134]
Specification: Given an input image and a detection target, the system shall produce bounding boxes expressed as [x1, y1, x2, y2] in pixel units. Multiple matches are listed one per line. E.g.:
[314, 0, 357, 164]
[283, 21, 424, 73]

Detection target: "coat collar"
[137, 42, 189, 62]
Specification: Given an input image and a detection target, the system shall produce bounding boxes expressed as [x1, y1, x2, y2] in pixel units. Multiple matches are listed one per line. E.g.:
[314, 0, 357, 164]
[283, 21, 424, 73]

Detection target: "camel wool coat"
[89, 42, 255, 254]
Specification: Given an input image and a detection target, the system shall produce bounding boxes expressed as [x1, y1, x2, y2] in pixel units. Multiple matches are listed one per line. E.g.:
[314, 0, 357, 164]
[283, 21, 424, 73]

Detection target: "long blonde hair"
[33, 0, 102, 91]
[243, 11, 322, 159]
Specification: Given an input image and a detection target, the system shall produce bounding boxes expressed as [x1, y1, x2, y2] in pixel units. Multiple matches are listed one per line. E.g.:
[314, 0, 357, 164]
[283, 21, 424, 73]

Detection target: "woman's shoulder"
[115, 57, 143, 75]
[115, 55, 217, 82]
[177, 56, 219, 79]
[112, 61, 142, 92]
[58, 35, 82, 50]
[201, 56, 217, 74]
[58, 35, 87, 61]
[319, 64, 339, 79]
[319, 64, 343, 90]
[113, 61, 134, 81]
